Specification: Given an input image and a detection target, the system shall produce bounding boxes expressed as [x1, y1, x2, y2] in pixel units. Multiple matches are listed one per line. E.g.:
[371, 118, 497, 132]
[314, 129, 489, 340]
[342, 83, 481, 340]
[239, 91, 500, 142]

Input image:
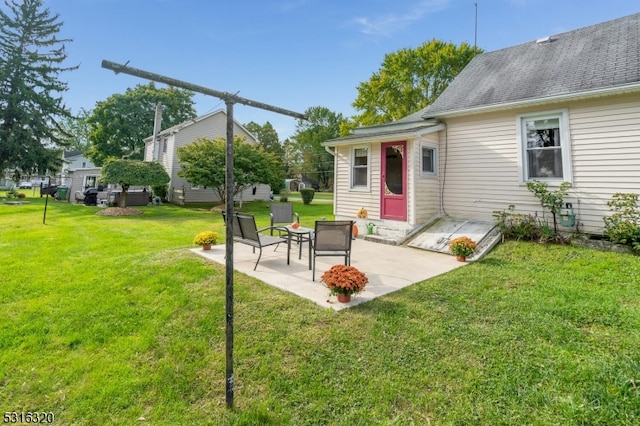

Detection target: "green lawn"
[1, 196, 639, 425]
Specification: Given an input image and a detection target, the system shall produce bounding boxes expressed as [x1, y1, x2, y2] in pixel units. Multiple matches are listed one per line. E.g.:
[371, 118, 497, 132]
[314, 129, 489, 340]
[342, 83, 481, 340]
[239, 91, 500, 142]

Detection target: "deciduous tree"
[58, 108, 91, 152]
[99, 159, 169, 208]
[244, 121, 283, 158]
[291, 106, 344, 190]
[351, 39, 481, 127]
[86, 83, 196, 166]
[177, 136, 284, 205]
[0, 0, 78, 176]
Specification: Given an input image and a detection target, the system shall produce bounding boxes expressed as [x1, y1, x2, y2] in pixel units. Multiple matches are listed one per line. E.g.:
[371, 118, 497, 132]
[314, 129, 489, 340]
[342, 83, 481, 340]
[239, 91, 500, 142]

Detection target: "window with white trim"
[83, 175, 98, 190]
[420, 144, 437, 176]
[162, 137, 168, 153]
[518, 110, 572, 183]
[351, 146, 369, 189]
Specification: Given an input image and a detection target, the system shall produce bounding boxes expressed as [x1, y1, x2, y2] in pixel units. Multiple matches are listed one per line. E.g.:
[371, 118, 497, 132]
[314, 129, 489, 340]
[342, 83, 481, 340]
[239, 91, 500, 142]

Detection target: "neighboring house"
[63, 151, 103, 202]
[324, 13, 640, 237]
[62, 150, 96, 174]
[143, 109, 271, 204]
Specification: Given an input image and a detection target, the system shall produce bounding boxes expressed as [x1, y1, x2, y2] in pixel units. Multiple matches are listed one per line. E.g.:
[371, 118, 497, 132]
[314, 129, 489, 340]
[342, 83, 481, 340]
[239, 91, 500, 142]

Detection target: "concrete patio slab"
[191, 237, 466, 311]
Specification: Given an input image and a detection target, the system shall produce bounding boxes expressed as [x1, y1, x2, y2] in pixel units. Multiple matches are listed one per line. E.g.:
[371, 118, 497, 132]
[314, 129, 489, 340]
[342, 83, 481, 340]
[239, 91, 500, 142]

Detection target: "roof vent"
[536, 35, 556, 44]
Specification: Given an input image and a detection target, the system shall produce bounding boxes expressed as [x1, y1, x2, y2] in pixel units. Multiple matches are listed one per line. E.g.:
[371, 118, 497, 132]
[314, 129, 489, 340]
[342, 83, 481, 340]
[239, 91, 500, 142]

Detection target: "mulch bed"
[95, 207, 144, 216]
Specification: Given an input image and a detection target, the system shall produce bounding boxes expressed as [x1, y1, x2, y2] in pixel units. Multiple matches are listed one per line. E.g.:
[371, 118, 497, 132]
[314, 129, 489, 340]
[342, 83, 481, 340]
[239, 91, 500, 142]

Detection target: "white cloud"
[351, 0, 450, 37]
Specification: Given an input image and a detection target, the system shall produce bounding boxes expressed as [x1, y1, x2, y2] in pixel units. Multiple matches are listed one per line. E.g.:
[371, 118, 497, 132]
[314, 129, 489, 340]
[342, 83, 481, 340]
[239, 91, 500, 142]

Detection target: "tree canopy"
[58, 108, 91, 152]
[85, 83, 196, 166]
[350, 39, 481, 128]
[244, 121, 283, 159]
[291, 106, 344, 190]
[0, 0, 77, 176]
[177, 136, 284, 205]
[99, 159, 169, 208]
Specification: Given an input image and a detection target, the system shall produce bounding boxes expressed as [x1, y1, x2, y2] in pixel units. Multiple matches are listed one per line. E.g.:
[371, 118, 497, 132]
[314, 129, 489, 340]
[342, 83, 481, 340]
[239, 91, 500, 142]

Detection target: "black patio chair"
[270, 202, 300, 235]
[312, 220, 354, 281]
[233, 213, 291, 271]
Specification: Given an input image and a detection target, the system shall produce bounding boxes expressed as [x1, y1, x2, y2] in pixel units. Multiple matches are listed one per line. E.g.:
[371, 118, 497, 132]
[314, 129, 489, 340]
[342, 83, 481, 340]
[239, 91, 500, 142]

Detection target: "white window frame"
[419, 143, 438, 177]
[517, 109, 572, 184]
[350, 145, 370, 190]
[83, 175, 99, 190]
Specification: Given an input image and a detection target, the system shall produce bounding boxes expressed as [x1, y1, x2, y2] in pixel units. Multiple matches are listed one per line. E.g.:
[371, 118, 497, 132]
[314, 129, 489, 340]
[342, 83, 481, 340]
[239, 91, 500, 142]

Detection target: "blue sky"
[45, 0, 639, 139]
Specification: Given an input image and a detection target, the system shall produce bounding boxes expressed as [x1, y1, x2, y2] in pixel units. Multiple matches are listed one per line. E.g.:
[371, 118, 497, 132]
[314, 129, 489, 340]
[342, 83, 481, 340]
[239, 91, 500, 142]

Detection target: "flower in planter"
[193, 230, 219, 247]
[448, 236, 477, 258]
[321, 264, 368, 296]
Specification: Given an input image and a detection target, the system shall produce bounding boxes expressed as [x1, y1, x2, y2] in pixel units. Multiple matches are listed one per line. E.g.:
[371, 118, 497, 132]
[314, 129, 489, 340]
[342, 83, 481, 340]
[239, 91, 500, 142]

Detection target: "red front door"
[380, 141, 407, 221]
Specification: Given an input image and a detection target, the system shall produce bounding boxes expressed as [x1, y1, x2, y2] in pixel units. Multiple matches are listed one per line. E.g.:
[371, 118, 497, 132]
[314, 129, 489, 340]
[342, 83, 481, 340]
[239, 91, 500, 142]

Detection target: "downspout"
[324, 145, 337, 216]
[439, 122, 448, 216]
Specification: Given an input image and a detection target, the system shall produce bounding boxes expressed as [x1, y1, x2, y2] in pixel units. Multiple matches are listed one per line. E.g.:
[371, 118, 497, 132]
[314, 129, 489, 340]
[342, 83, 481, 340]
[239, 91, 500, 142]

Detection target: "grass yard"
[1, 196, 639, 425]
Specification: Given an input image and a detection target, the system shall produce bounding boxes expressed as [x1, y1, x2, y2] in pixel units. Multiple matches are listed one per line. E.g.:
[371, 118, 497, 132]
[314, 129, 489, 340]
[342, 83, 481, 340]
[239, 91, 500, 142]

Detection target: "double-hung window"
[420, 144, 437, 177]
[518, 109, 572, 183]
[351, 146, 369, 189]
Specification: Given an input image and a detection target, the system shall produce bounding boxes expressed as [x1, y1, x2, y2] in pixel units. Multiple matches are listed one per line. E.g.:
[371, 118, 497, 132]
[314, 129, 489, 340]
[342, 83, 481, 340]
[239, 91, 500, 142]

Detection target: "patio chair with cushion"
[312, 220, 354, 281]
[227, 212, 292, 271]
[270, 202, 300, 235]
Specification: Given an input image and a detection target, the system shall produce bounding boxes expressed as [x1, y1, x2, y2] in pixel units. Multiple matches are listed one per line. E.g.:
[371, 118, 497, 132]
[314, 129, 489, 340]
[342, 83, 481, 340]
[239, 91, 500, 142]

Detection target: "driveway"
[192, 237, 465, 311]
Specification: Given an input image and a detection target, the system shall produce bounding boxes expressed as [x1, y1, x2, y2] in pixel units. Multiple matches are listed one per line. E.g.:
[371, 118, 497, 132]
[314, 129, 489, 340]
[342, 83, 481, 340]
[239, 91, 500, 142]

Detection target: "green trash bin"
[56, 185, 68, 201]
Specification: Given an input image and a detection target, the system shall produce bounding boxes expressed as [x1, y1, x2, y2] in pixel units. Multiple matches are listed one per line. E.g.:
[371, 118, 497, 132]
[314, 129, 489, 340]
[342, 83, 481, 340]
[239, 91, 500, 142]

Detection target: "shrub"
[493, 205, 541, 241]
[603, 193, 640, 253]
[279, 189, 289, 202]
[152, 184, 168, 201]
[300, 188, 315, 205]
[526, 180, 572, 234]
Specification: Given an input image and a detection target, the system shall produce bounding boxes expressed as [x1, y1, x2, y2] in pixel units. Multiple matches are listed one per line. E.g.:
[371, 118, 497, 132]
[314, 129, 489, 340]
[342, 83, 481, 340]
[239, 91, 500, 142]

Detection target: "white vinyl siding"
[334, 144, 380, 219]
[413, 134, 441, 224]
[440, 93, 640, 234]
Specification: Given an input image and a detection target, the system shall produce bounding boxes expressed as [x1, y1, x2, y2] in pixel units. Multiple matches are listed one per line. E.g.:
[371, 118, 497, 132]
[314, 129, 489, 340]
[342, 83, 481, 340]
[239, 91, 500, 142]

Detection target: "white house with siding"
[324, 13, 640, 238]
[143, 109, 271, 204]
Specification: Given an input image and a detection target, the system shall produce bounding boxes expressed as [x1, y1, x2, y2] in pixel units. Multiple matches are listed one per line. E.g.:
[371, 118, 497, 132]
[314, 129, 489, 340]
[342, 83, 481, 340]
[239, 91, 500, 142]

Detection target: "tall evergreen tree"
[0, 0, 77, 177]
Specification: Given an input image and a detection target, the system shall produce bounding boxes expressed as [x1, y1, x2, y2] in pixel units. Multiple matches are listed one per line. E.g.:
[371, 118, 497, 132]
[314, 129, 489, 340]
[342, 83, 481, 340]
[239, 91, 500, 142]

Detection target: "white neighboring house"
[143, 109, 271, 204]
[62, 151, 101, 201]
[62, 150, 96, 174]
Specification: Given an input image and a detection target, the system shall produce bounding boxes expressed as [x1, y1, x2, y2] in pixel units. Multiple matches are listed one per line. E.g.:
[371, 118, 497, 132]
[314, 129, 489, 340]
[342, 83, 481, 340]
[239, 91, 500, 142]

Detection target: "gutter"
[323, 124, 445, 148]
[423, 83, 640, 119]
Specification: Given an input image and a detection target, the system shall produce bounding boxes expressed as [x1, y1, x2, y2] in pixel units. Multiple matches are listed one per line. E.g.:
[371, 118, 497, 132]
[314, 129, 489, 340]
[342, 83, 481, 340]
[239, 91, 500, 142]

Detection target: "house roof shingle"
[421, 12, 640, 118]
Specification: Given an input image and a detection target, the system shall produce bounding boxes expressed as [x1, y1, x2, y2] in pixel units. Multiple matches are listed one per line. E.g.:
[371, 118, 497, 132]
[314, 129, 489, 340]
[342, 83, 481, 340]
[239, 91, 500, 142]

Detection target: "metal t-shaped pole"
[102, 60, 307, 408]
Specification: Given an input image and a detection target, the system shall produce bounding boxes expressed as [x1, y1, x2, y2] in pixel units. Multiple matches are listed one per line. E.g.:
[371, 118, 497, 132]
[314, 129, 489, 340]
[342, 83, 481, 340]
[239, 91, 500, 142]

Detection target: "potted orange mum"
[449, 236, 477, 262]
[321, 264, 368, 303]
